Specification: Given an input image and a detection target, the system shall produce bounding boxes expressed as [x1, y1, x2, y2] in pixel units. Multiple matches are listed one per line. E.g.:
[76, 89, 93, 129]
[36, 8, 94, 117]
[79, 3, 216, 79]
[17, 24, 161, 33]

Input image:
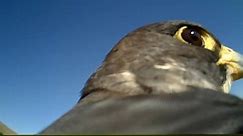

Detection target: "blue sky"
[0, 0, 243, 134]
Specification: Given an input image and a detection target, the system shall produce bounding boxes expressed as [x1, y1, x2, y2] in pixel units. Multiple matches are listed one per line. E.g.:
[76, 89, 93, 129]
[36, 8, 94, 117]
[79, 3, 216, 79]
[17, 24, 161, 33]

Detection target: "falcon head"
[174, 24, 243, 93]
[80, 21, 243, 102]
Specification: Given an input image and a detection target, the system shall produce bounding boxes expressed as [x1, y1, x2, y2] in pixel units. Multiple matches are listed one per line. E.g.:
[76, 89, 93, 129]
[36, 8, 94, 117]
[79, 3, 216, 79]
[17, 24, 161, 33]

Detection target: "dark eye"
[181, 28, 203, 46]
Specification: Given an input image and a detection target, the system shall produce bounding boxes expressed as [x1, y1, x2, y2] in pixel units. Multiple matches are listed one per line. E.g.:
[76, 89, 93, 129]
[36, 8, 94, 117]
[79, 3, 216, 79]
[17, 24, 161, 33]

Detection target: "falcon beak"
[217, 45, 243, 80]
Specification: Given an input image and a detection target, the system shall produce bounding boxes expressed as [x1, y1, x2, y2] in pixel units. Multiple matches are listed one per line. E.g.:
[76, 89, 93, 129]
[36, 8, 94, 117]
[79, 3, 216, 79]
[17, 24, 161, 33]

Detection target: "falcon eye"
[181, 28, 203, 46]
[175, 26, 219, 52]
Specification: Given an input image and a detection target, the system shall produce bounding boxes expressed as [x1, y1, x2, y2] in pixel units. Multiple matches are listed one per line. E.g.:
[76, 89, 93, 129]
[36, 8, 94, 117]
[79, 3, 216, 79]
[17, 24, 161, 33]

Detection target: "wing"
[0, 122, 17, 135]
[40, 89, 243, 134]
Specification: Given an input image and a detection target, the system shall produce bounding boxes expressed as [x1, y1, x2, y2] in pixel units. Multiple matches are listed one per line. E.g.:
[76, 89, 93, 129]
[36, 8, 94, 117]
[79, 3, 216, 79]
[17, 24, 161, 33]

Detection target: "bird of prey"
[40, 20, 243, 134]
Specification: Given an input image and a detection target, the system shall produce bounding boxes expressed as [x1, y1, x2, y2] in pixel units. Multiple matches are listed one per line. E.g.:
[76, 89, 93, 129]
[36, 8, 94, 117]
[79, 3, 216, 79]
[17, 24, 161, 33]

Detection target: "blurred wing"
[40, 89, 243, 134]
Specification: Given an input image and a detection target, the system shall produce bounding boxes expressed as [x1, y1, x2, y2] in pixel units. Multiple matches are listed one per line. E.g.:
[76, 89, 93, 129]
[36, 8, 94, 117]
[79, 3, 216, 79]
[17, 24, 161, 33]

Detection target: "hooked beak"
[217, 45, 243, 80]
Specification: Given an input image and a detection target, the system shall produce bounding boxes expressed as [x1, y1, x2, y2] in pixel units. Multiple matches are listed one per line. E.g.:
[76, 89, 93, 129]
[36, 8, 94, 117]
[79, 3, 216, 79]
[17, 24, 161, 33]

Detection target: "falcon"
[40, 20, 243, 134]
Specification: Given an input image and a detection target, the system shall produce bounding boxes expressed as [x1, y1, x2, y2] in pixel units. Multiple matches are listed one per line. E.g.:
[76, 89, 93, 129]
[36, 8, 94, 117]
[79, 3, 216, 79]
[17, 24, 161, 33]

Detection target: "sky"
[0, 0, 243, 134]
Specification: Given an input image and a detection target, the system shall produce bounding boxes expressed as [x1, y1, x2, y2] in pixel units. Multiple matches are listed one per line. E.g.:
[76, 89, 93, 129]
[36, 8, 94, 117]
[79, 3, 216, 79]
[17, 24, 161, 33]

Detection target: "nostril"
[227, 49, 232, 52]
